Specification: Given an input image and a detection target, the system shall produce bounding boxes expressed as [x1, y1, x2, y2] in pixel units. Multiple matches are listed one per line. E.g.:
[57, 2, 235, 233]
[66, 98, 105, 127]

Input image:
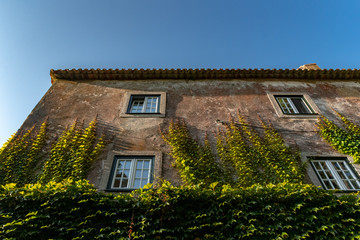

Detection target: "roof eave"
[50, 68, 360, 84]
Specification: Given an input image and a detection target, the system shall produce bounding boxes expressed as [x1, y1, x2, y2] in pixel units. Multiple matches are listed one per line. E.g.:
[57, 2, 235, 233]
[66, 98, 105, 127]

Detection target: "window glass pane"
[351, 180, 360, 189]
[135, 170, 142, 178]
[331, 180, 340, 189]
[130, 98, 145, 113]
[337, 171, 346, 179]
[143, 169, 149, 178]
[326, 171, 334, 179]
[276, 97, 294, 114]
[344, 171, 354, 179]
[121, 178, 128, 188]
[339, 162, 347, 170]
[332, 162, 341, 170]
[117, 161, 123, 169]
[291, 98, 311, 114]
[113, 179, 120, 188]
[134, 179, 141, 188]
[343, 180, 353, 190]
[323, 180, 333, 189]
[141, 179, 148, 187]
[320, 162, 328, 170]
[143, 161, 150, 169]
[313, 162, 322, 170]
[318, 171, 326, 179]
[137, 160, 144, 169]
[145, 97, 158, 113]
[125, 161, 131, 169]
[123, 170, 130, 178]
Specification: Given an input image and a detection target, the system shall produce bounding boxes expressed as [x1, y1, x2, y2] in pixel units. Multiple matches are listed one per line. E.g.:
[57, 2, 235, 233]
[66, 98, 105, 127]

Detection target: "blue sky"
[1, 0, 360, 145]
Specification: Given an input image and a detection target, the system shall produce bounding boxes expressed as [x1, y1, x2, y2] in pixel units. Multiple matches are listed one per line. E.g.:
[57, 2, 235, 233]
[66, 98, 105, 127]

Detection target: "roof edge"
[50, 68, 360, 84]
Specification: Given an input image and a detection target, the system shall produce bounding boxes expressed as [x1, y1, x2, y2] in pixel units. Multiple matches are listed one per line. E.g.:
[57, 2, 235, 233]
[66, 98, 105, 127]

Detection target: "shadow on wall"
[97, 119, 132, 151]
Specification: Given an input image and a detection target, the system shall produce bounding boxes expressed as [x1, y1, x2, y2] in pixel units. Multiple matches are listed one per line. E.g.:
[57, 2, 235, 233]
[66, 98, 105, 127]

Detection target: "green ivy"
[162, 113, 306, 187]
[317, 112, 360, 163]
[161, 119, 226, 186]
[39, 118, 105, 183]
[1, 180, 359, 239]
[0, 118, 105, 185]
[0, 120, 47, 185]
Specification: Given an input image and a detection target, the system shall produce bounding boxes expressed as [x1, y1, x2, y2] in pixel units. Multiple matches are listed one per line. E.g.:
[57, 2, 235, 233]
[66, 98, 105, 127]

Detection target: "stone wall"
[21, 77, 360, 190]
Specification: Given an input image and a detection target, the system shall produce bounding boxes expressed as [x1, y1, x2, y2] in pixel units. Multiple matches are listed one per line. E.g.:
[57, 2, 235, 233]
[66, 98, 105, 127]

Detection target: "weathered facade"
[21, 64, 360, 192]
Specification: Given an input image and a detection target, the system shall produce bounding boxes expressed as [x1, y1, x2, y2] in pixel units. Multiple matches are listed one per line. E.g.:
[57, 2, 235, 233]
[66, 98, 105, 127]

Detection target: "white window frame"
[275, 95, 313, 114]
[267, 92, 320, 118]
[120, 92, 166, 118]
[310, 158, 360, 191]
[129, 96, 160, 113]
[109, 156, 153, 190]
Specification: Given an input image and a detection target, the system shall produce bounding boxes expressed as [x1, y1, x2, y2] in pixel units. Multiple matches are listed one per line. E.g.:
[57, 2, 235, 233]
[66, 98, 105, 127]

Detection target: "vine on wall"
[317, 111, 360, 163]
[0, 118, 104, 185]
[0, 120, 47, 185]
[161, 119, 226, 186]
[217, 113, 306, 187]
[39, 118, 105, 183]
[162, 112, 306, 187]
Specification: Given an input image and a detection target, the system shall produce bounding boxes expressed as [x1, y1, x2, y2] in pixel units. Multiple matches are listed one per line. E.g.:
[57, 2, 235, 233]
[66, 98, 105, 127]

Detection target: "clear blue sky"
[1, 0, 360, 145]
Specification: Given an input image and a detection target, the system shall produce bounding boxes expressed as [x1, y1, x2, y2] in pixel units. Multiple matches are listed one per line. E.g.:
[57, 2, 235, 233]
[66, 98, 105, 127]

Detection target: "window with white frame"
[128, 95, 160, 114]
[275, 95, 314, 114]
[108, 156, 153, 190]
[310, 157, 360, 191]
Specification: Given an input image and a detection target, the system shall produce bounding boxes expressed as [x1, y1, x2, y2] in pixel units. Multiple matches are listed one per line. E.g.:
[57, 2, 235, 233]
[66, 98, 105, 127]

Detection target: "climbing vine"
[0, 120, 47, 185]
[217, 113, 306, 187]
[317, 111, 360, 163]
[162, 112, 306, 187]
[161, 119, 226, 186]
[0, 118, 105, 185]
[39, 118, 105, 183]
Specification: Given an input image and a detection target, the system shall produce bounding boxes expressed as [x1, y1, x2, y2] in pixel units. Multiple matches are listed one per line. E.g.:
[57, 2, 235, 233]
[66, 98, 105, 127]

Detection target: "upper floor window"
[128, 95, 160, 113]
[120, 92, 166, 118]
[275, 95, 314, 114]
[267, 93, 320, 118]
[310, 157, 360, 191]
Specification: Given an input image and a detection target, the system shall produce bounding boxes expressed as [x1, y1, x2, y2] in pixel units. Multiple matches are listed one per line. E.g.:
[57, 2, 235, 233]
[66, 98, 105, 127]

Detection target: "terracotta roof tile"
[50, 68, 360, 84]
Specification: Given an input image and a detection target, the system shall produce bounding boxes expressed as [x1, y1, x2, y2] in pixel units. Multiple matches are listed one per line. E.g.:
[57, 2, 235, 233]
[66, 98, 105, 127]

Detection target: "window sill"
[280, 113, 319, 119]
[105, 188, 151, 192]
[119, 113, 165, 118]
[326, 189, 360, 193]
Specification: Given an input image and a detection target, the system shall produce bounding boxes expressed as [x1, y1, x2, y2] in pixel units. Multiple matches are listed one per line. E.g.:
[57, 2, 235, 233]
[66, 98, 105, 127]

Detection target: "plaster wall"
[21, 78, 360, 190]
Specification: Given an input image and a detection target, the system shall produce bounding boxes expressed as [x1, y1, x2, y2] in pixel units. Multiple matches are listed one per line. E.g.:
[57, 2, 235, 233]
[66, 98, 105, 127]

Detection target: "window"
[267, 93, 320, 118]
[310, 157, 360, 191]
[120, 92, 166, 118]
[108, 156, 153, 190]
[128, 95, 160, 113]
[275, 95, 314, 114]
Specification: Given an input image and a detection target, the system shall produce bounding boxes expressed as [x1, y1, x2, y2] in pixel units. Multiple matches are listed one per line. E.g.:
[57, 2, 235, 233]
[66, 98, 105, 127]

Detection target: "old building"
[21, 64, 360, 192]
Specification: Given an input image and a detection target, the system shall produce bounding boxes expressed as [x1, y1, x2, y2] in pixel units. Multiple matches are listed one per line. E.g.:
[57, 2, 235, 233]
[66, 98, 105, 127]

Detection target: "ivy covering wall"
[0, 118, 104, 185]
[0, 180, 359, 239]
[1, 112, 360, 238]
[0, 121, 47, 186]
[161, 113, 306, 187]
[39, 119, 104, 183]
[317, 112, 360, 163]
